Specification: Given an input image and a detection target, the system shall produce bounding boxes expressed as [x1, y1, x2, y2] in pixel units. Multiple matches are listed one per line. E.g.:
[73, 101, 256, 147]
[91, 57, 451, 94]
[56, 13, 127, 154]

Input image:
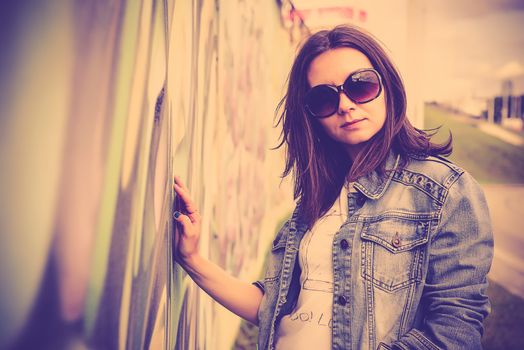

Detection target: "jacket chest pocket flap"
[360, 216, 431, 292]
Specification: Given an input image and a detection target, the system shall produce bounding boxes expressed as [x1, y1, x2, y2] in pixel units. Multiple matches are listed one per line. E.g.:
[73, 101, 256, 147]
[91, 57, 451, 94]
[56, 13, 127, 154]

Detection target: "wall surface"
[0, 0, 296, 349]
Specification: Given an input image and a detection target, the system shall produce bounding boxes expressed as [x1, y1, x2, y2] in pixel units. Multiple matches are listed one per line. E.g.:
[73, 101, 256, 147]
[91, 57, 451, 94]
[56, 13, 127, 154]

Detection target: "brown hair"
[275, 25, 451, 228]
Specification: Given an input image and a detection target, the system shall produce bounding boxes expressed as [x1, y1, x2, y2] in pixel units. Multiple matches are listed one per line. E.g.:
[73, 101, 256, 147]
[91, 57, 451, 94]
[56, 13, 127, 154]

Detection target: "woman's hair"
[275, 24, 452, 228]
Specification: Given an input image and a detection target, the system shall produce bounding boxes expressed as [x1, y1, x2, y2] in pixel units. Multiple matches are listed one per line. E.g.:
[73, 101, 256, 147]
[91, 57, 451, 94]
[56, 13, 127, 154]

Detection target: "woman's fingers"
[173, 211, 194, 235]
[173, 176, 199, 216]
[173, 175, 186, 189]
[173, 211, 200, 262]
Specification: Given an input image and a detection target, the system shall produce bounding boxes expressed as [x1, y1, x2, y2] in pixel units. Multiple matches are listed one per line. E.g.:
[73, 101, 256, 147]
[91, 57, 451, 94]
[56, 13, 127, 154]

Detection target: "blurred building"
[484, 79, 524, 130]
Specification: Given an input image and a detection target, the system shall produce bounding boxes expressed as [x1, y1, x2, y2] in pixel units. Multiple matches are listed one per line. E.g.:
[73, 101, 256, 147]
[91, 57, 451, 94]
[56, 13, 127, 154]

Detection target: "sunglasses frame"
[304, 68, 383, 118]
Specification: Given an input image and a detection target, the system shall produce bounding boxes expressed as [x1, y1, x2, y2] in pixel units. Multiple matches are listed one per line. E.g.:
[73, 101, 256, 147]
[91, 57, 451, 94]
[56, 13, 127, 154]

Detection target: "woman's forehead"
[307, 48, 374, 87]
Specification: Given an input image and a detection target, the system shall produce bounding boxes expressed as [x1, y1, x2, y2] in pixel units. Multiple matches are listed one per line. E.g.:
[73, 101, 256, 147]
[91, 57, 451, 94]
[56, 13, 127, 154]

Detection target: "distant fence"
[485, 95, 524, 125]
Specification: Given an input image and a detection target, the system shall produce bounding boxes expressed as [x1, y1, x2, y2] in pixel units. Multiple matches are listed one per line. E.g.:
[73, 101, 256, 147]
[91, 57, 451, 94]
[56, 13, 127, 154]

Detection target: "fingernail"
[173, 211, 180, 219]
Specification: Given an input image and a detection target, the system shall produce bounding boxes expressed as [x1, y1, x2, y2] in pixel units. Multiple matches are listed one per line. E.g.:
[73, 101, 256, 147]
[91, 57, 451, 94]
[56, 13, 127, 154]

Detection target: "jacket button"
[391, 233, 401, 248]
[340, 239, 349, 250]
[337, 295, 347, 306]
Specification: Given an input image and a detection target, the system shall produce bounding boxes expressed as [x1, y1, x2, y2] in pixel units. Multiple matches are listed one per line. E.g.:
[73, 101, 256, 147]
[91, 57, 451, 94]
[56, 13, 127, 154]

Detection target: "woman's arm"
[179, 253, 263, 325]
[390, 172, 494, 350]
[173, 176, 263, 325]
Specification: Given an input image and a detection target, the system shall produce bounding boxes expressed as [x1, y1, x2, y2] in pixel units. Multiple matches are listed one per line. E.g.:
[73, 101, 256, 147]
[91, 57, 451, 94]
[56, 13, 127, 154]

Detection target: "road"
[482, 184, 524, 299]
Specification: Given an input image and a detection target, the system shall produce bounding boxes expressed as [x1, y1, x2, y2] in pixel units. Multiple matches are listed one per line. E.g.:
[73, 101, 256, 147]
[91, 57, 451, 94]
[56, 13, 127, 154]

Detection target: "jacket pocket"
[360, 214, 432, 292]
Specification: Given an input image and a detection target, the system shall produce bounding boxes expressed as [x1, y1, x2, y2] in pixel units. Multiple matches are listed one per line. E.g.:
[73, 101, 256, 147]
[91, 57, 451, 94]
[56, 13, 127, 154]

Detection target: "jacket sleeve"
[251, 219, 293, 296]
[252, 280, 265, 294]
[390, 172, 494, 350]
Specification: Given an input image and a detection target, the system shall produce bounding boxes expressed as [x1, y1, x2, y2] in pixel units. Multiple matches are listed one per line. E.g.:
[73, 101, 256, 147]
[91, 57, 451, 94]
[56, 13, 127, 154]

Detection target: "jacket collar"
[354, 151, 400, 200]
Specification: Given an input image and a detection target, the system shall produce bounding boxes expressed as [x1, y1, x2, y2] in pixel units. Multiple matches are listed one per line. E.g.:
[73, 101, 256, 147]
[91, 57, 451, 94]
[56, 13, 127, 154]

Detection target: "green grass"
[424, 105, 524, 184]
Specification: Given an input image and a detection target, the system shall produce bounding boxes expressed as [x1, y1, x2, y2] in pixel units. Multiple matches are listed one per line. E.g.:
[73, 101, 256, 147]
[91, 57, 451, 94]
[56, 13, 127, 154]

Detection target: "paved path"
[477, 122, 524, 146]
[482, 184, 524, 298]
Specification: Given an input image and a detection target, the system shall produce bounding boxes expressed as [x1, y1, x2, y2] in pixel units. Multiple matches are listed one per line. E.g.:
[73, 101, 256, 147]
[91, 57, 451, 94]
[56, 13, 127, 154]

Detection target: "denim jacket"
[254, 152, 493, 350]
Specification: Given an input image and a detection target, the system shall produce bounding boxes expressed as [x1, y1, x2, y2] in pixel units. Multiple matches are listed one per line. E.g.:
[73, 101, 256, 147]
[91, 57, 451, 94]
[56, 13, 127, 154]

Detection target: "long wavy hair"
[275, 25, 452, 228]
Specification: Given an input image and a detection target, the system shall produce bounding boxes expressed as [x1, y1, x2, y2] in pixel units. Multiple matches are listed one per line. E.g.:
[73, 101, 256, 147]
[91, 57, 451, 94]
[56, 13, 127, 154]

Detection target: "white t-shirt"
[275, 184, 353, 350]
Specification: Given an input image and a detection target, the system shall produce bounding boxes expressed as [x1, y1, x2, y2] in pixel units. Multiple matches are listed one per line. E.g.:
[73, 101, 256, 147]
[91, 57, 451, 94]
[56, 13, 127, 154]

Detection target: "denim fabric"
[255, 152, 493, 350]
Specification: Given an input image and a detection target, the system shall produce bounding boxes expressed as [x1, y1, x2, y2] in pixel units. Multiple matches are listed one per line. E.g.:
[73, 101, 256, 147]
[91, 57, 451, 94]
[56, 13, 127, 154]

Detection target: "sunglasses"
[304, 68, 383, 118]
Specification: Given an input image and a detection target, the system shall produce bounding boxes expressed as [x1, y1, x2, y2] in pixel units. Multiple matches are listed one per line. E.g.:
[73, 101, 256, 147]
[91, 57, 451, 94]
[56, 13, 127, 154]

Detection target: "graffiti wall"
[0, 0, 297, 349]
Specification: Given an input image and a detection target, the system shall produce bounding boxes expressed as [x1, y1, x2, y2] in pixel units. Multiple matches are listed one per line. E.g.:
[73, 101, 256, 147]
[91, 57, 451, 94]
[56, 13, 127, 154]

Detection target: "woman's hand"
[173, 175, 202, 265]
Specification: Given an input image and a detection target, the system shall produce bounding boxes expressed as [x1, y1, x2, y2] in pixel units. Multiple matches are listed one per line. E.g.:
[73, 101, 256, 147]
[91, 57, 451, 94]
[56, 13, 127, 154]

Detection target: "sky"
[422, 0, 524, 103]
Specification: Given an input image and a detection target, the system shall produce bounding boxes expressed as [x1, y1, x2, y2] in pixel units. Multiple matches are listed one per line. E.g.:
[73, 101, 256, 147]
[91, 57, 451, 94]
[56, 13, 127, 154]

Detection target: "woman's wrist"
[178, 253, 204, 276]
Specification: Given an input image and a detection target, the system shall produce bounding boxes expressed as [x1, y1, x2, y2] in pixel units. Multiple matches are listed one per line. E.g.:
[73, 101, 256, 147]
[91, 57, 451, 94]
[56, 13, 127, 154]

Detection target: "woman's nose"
[338, 91, 357, 114]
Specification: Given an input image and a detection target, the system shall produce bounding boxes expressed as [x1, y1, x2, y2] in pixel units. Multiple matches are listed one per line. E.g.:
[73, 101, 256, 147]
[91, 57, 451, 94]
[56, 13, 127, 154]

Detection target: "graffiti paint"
[0, 0, 297, 349]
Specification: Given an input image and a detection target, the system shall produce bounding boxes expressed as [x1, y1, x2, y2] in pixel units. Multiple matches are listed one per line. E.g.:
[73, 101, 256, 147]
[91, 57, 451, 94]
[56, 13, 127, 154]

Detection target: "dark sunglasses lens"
[305, 86, 338, 117]
[345, 70, 380, 103]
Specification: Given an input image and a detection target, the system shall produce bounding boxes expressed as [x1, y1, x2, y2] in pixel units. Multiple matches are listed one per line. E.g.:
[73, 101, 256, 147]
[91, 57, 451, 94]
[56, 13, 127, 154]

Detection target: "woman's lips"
[340, 119, 365, 129]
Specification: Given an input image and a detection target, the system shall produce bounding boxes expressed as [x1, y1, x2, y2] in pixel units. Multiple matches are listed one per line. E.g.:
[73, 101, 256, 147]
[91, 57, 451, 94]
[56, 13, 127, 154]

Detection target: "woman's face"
[307, 47, 387, 159]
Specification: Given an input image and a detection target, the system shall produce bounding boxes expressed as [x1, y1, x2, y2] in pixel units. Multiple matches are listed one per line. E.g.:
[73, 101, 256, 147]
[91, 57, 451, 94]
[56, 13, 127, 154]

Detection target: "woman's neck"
[344, 143, 364, 161]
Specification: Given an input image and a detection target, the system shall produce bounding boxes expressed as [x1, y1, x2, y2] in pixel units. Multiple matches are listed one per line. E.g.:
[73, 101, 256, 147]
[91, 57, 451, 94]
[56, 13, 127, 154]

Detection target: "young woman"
[173, 25, 493, 350]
